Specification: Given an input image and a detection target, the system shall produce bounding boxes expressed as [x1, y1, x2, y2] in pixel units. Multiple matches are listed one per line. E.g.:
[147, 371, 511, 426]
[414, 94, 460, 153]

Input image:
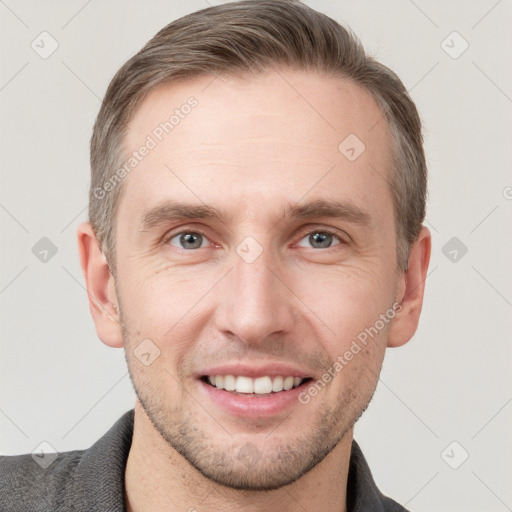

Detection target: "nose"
[213, 241, 297, 346]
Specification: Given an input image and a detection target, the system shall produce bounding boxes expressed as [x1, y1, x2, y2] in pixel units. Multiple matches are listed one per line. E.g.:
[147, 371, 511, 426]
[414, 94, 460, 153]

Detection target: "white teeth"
[283, 376, 294, 391]
[205, 375, 305, 394]
[272, 376, 284, 392]
[235, 376, 253, 393]
[253, 376, 273, 394]
[223, 374, 236, 391]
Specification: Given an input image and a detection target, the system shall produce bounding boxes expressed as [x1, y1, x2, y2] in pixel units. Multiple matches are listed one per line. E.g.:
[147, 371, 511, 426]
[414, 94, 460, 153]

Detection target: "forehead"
[119, 69, 394, 224]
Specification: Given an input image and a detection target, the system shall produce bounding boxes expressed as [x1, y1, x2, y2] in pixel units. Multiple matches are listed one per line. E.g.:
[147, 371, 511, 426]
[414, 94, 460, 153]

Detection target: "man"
[0, 0, 430, 510]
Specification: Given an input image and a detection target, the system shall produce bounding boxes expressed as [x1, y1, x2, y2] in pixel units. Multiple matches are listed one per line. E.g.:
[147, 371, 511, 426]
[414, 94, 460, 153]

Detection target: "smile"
[202, 375, 311, 395]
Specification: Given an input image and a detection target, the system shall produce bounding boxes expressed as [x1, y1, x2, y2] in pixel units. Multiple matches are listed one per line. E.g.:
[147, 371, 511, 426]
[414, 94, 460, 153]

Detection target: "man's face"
[114, 69, 400, 489]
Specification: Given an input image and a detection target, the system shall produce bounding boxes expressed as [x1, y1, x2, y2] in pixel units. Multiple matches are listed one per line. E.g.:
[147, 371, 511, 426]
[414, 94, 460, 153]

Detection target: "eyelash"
[163, 226, 346, 250]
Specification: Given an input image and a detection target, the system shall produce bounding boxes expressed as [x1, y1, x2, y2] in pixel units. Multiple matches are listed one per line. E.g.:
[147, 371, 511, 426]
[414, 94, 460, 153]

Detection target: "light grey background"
[1, 1, 511, 510]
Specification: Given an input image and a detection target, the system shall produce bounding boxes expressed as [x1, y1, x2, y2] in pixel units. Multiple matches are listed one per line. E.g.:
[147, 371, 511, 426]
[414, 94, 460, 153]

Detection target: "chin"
[180, 441, 335, 491]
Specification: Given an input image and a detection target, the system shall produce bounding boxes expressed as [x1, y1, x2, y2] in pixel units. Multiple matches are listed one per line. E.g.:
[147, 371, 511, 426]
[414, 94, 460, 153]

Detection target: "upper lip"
[196, 363, 314, 379]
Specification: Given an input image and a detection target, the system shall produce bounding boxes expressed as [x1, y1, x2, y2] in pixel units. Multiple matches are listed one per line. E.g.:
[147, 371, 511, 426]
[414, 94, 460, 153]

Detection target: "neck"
[125, 401, 351, 512]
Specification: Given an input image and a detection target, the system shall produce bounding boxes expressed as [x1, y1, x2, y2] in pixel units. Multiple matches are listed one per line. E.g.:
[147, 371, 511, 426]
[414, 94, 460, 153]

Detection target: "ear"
[77, 221, 123, 348]
[387, 226, 431, 348]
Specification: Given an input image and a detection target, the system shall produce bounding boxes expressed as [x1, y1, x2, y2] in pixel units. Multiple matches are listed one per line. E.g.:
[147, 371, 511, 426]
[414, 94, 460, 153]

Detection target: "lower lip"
[197, 379, 309, 418]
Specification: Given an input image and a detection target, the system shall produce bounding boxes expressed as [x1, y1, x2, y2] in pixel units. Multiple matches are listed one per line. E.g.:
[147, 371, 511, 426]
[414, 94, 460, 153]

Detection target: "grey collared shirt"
[0, 409, 409, 511]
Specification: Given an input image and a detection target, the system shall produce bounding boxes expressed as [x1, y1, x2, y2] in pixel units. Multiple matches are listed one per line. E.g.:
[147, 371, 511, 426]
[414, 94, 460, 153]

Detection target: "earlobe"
[77, 222, 124, 348]
[387, 226, 431, 348]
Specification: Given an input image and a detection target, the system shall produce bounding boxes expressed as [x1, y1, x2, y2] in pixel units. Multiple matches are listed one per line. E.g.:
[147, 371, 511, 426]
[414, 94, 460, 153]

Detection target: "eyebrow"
[285, 199, 371, 227]
[139, 201, 234, 231]
[139, 198, 372, 232]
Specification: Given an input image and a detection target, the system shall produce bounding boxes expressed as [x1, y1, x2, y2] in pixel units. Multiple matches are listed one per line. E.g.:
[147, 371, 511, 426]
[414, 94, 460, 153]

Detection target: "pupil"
[311, 232, 331, 248]
[181, 233, 201, 249]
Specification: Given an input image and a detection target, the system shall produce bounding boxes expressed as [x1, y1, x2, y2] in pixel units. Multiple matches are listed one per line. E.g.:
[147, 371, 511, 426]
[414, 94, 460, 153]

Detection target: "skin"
[78, 68, 431, 512]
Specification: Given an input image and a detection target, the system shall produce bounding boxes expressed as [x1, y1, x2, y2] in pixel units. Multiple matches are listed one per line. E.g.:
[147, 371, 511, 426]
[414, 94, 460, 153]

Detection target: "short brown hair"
[89, 0, 427, 272]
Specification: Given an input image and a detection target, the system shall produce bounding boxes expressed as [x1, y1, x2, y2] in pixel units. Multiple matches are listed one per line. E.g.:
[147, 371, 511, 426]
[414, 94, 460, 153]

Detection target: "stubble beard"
[123, 351, 377, 489]
[117, 292, 382, 491]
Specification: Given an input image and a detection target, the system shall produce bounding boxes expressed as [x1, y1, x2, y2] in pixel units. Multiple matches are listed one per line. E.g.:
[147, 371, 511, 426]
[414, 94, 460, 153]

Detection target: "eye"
[296, 229, 343, 249]
[168, 231, 210, 250]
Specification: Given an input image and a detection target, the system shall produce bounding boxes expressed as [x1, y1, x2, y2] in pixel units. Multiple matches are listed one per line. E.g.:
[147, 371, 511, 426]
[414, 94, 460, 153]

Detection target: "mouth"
[196, 364, 317, 417]
[200, 374, 313, 396]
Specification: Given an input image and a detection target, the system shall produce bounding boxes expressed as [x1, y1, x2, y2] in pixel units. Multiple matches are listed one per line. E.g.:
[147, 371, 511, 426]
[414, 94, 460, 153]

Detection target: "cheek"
[118, 260, 205, 330]
[294, 263, 393, 346]
[117, 266, 215, 377]
[120, 280, 168, 335]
